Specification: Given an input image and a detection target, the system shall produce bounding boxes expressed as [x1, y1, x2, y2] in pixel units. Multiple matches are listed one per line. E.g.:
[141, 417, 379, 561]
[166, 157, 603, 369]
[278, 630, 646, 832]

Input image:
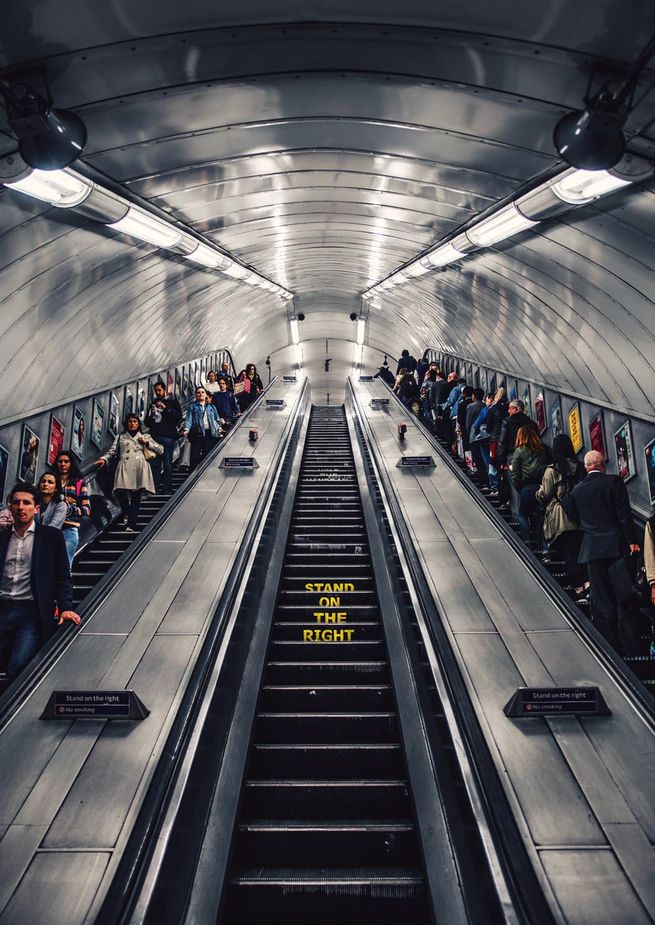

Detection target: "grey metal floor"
[0, 379, 304, 925]
[351, 378, 655, 925]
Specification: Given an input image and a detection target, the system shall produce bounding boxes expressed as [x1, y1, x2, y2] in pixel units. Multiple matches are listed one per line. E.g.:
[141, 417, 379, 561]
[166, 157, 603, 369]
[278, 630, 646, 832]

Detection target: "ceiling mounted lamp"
[553, 32, 655, 170]
[0, 79, 87, 170]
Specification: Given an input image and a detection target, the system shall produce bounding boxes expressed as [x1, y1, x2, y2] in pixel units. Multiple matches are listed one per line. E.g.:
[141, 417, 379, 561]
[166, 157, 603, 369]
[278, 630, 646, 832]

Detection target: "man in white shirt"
[0, 482, 80, 680]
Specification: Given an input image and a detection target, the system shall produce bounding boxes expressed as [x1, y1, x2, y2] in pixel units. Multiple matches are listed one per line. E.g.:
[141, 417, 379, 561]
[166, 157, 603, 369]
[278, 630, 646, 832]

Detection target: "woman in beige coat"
[96, 414, 162, 532]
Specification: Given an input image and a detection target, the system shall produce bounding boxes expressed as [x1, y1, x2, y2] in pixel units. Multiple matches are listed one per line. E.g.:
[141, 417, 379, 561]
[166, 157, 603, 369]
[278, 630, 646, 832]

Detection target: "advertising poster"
[70, 406, 86, 459]
[174, 368, 182, 398]
[508, 379, 517, 401]
[166, 369, 174, 396]
[0, 444, 8, 502]
[18, 424, 40, 482]
[550, 397, 563, 438]
[47, 415, 65, 466]
[91, 399, 105, 449]
[534, 392, 546, 435]
[124, 383, 135, 417]
[644, 437, 655, 506]
[182, 366, 190, 398]
[108, 392, 120, 437]
[614, 420, 636, 482]
[489, 373, 497, 394]
[589, 411, 606, 460]
[521, 384, 531, 414]
[194, 360, 200, 388]
[137, 382, 147, 420]
[567, 402, 583, 454]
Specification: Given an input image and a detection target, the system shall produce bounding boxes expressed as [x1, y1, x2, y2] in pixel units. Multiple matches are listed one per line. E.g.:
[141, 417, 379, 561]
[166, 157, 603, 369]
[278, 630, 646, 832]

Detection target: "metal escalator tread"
[221, 407, 431, 925]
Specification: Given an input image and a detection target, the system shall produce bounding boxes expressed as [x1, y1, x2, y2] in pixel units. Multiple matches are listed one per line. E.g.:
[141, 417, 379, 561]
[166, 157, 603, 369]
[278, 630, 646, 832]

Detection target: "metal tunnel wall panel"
[0, 2, 655, 459]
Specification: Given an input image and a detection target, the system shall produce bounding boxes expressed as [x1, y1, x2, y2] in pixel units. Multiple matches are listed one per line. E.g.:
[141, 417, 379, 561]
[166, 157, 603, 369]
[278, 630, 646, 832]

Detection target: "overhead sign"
[359, 375, 374, 382]
[221, 456, 259, 469]
[396, 455, 435, 468]
[370, 398, 390, 408]
[41, 690, 149, 721]
[503, 686, 611, 718]
[283, 376, 298, 382]
[266, 399, 286, 408]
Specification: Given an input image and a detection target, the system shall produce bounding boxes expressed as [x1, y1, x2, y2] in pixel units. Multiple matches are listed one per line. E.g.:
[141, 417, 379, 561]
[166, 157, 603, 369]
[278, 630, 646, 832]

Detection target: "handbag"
[142, 445, 157, 461]
[470, 425, 491, 446]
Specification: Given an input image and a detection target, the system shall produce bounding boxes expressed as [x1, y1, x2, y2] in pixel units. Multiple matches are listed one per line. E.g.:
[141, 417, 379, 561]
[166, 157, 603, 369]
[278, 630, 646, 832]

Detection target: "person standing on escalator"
[183, 387, 223, 471]
[95, 415, 163, 532]
[144, 381, 182, 494]
[51, 452, 91, 568]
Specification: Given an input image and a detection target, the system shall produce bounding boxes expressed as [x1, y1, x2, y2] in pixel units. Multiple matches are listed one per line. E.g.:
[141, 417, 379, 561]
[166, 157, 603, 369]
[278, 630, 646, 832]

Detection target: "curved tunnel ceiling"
[1, 1, 655, 418]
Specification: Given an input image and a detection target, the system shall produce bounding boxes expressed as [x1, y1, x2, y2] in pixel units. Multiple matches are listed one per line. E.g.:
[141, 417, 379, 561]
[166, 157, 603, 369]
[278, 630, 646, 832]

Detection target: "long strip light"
[356, 318, 366, 346]
[1, 162, 293, 300]
[290, 318, 300, 345]
[363, 156, 652, 300]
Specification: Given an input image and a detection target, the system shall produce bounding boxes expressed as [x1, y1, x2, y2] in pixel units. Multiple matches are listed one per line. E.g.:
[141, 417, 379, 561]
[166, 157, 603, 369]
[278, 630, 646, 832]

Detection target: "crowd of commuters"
[379, 351, 655, 659]
[0, 361, 263, 683]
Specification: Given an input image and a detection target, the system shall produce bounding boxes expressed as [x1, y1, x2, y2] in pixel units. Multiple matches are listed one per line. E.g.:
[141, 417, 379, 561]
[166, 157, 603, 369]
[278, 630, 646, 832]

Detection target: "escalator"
[220, 406, 430, 923]
[71, 468, 187, 607]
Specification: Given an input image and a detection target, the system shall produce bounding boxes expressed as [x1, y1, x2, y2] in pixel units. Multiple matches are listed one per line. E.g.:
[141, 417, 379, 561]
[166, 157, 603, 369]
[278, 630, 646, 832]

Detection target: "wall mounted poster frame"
[534, 392, 546, 435]
[174, 368, 182, 398]
[550, 397, 563, 438]
[166, 369, 174, 396]
[91, 399, 105, 449]
[47, 415, 65, 466]
[521, 384, 531, 414]
[645, 437, 655, 506]
[19, 424, 40, 483]
[0, 443, 8, 502]
[124, 383, 136, 418]
[568, 402, 583, 454]
[589, 411, 607, 461]
[508, 379, 517, 401]
[108, 392, 120, 437]
[70, 406, 85, 460]
[614, 419, 636, 482]
[137, 381, 147, 420]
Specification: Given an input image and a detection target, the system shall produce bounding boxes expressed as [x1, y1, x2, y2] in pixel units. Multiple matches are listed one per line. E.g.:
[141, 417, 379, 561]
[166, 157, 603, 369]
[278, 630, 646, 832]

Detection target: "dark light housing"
[12, 107, 87, 170]
[553, 91, 626, 171]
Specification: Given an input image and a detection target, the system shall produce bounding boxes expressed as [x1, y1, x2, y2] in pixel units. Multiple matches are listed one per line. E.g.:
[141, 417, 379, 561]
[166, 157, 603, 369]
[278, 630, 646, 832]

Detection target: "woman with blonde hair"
[511, 426, 549, 543]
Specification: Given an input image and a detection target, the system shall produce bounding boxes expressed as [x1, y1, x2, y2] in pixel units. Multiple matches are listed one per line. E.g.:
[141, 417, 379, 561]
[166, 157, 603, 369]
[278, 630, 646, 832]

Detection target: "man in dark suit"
[569, 451, 640, 653]
[0, 482, 80, 680]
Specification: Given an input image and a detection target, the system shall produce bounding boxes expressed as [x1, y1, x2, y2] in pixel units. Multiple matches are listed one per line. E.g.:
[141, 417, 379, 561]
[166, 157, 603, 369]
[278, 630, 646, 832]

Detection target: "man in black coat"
[569, 451, 640, 653]
[0, 482, 80, 680]
[145, 381, 183, 493]
[396, 349, 417, 376]
[495, 399, 538, 467]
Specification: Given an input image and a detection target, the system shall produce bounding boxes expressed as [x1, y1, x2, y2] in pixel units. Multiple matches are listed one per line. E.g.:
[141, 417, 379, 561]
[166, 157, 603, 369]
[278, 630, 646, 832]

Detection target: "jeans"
[150, 436, 175, 492]
[62, 527, 79, 569]
[0, 599, 42, 680]
[189, 432, 218, 471]
[517, 484, 543, 545]
[115, 488, 143, 529]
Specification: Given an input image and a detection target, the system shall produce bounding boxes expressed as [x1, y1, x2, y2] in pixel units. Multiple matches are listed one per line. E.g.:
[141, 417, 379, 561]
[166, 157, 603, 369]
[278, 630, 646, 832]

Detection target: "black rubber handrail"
[93, 379, 310, 925]
[377, 377, 655, 726]
[0, 379, 278, 731]
[348, 379, 559, 925]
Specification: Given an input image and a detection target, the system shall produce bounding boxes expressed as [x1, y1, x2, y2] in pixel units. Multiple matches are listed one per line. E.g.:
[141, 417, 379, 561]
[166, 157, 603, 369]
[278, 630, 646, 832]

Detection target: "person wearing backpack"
[51, 452, 91, 568]
[536, 434, 587, 594]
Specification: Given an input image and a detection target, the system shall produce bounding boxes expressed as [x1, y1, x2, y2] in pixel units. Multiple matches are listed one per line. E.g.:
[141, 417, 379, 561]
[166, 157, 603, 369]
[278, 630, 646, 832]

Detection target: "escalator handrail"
[0, 378, 280, 731]
[347, 379, 557, 925]
[375, 377, 655, 726]
[93, 378, 310, 925]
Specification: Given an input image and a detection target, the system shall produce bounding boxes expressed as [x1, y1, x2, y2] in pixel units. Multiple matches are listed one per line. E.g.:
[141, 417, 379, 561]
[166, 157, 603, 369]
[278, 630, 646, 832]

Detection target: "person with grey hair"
[496, 399, 538, 468]
[568, 450, 640, 654]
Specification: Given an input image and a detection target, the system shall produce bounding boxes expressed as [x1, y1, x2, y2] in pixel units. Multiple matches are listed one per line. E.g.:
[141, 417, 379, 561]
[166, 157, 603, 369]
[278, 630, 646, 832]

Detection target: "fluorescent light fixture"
[4, 168, 93, 207]
[550, 169, 632, 204]
[186, 243, 232, 269]
[222, 262, 250, 280]
[108, 206, 183, 248]
[400, 262, 430, 279]
[356, 318, 366, 346]
[293, 343, 302, 367]
[423, 242, 467, 268]
[290, 318, 300, 344]
[465, 203, 538, 247]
